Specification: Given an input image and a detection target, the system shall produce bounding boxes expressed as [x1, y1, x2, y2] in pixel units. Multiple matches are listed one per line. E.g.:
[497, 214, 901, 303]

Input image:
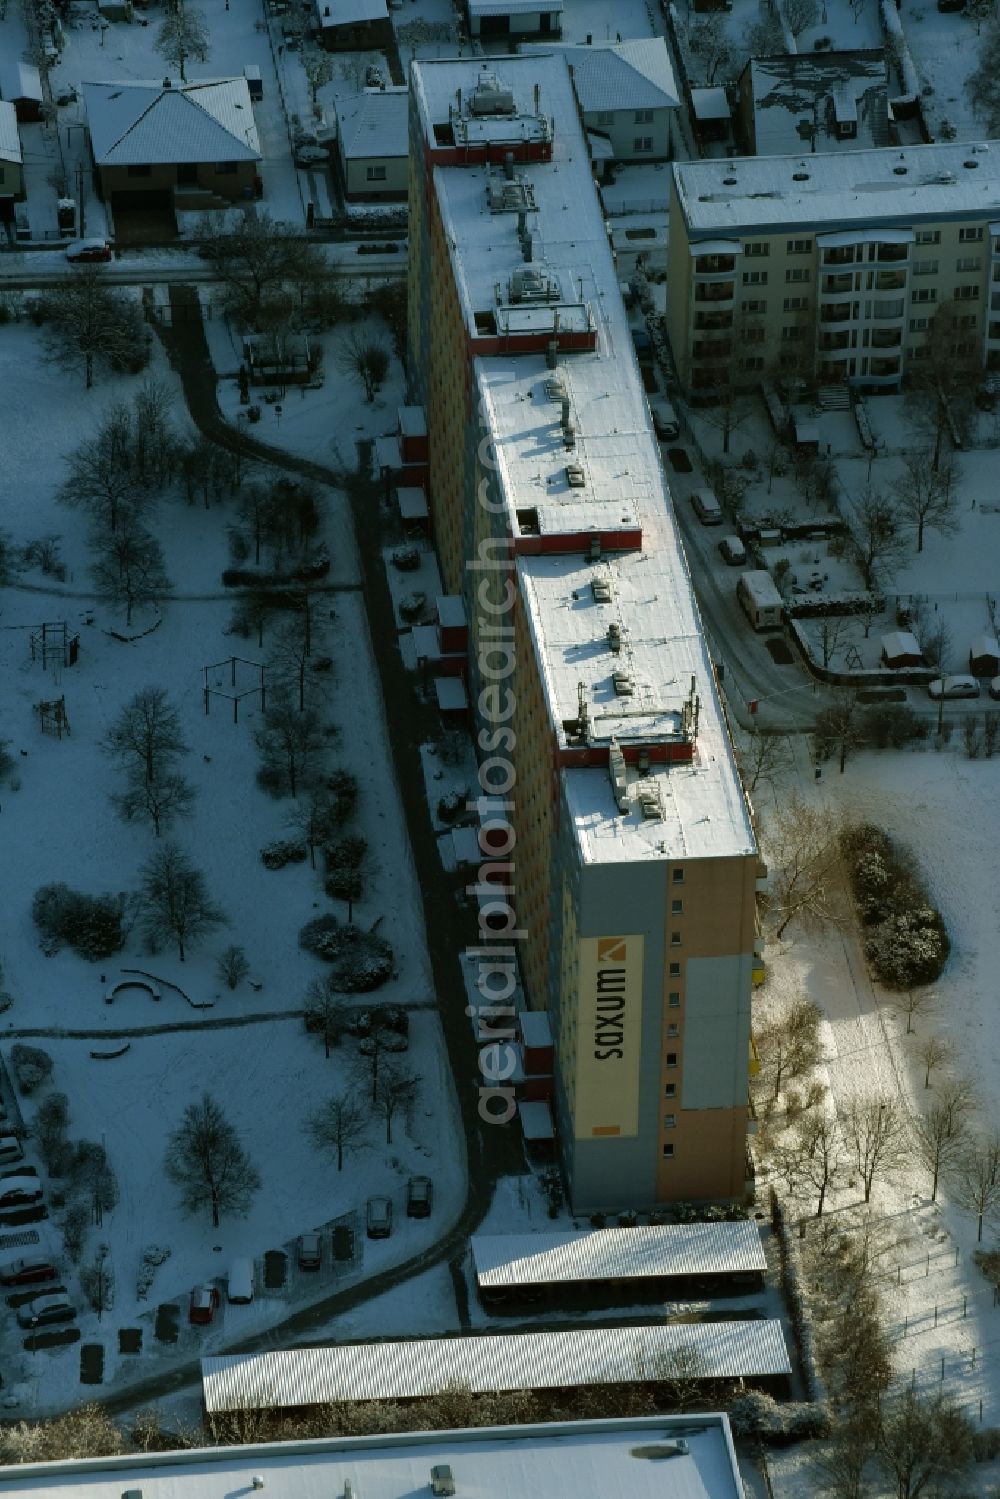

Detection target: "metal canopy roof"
[471, 1221, 767, 1287]
[203, 1322, 791, 1413]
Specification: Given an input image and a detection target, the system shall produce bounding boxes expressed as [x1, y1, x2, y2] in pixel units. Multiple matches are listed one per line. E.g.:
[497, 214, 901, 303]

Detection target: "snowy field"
[0, 322, 463, 1411]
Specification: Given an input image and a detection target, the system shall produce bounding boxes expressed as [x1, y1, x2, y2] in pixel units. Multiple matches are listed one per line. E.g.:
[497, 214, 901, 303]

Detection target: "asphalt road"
[0, 241, 407, 290]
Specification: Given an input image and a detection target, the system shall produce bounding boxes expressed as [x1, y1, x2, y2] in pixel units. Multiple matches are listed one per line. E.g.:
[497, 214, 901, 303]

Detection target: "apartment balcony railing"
[694, 255, 736, 275]
[988, 321, 1000, 343]
[871, 328, 902, 350]
[872, 298, 905, 321]
[869, 356, 902, 378]
[822, 247, 857, 267]
[821, 273, 854, 295]
[876, 243, 908, 263]
[693, 311, 734, 331]
[819, 305, 853, 324]
[818, 330, 851, 351]
[692, 341, 733, 361]
[694, 282, 735, 303]
[875, 270, 906, 291]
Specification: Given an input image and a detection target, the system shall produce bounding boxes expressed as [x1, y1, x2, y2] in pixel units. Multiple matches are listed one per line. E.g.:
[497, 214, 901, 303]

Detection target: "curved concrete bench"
[104, 979, 160, 1005]
[90, 1043, 131, 1060]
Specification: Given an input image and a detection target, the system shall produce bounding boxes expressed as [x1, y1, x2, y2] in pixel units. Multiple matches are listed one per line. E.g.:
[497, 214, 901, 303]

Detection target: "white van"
[691, 490, 723, 526]
[227, 1258, 254, 1304]
[737, 570, 784, 630]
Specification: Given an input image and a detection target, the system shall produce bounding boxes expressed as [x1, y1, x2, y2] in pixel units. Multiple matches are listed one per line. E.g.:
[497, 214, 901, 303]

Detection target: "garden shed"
[969, 633, 1000, 676]
[880, 630, 922, 669]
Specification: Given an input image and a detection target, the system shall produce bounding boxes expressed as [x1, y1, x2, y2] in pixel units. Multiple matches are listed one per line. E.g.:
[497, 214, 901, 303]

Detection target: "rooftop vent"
[608, 623, 622, 653]
[488, 178, 537, 213]
[792, 171, 809, 181]
[591, 576, 612, 604]
[964, 159, 979, 169]
[638, 785, 663, 821]
[612, 669, 634, 697]
[723, 176, 737, 185]
[565, 462, 585, 488]
[545, 339, 559, 369]
[469, 72, 516, 117]
[563, 424, 576, 449]
[608, 737, 629, 815]
[544, 375, 566, 401]
[893, 166, 907, 175]
[122, 1491, 143, 1499]
[509, 265, 560, 303]
[431, 1466, 456, 1497]
[590, 537, 602, 562]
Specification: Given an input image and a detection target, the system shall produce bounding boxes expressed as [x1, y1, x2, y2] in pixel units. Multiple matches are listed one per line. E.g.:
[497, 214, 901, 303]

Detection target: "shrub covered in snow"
[260, 839, 308, 871]
[31, 883, 129, 961]
[841, 823, 950, 987]
[324, 833, 367, 900]
[11, 1044, 53, 1095]
[726, 1391, 828, 1443]
[136, 1243, 171, 1300]
[864, 907, 950, 990]
[299, 916, 394, 992]
[437, 789, 466, 823]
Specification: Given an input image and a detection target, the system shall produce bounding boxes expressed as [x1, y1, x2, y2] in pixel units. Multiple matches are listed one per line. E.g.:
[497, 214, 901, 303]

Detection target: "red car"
[189, 1284, 220, 1325]
[0, 1256, 57, 1286]
[65, 238, 113, 263]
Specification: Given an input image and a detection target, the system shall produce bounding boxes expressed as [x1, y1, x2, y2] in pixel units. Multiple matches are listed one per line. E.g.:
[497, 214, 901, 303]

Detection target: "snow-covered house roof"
[469, 0, 563, 14]
[0, 100, 21, 165]
[690, 87, 730, 122]
[880, 631, 922, 663]
[544, 39, 679, 114]
[319, 0, 388, 25]
[82, 78, 261, 166]
[743, 51, 888, 156]
[0, 60, 42, 103]
[335, 86, 408, 162]
[472, 1222, 766, 1287]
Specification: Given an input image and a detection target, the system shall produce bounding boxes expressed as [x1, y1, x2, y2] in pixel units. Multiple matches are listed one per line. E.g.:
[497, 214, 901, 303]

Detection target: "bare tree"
[908, 301, 980, 469]
[914, 1034, 951, 1087]
[373, 1059, 418, 1145]
[200, 212, 326, 327]
[911, 1080, 972, 1202]
[784, 1110, 845, 1216]
[814, 691, 866, 774]
[303, 975, 347, 1058]
[336, 331, 391, 403]
[306, 1090, 368, 1171]
[139, 843, 225, 961]
[90, 519, 170, 625]
[844, 1093, 909, 1203]
[756, 998, 823, 1102]
[852, 486, 905, 589]
[765, 794, 844, 939]
[255, 692, 327, 798]
[893, 987, 937, 1037]
[114, 769, 195, 836]
[688, 13, 737, 84]
[895, 453, 960, 553]
[735, 726, 793, 797]
[302, 47, 333, 106]
[216, 944, 250, 990]
[951, 1131, 1000, 1241]
[164, 1094, 260, 1227]
[650, 1344, 705, 1412]
[155, 3, 210, 81]
[747, 6, 785, 55]
[104, 687, 188, 789]
[784, 0, 818, 34]
[876, 1387, 974, 1499]
[40, 270, 145, 390]
[816, 616, 845, 671]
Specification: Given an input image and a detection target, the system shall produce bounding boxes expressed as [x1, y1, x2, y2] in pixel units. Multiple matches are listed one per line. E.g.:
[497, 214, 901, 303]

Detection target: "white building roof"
[319, 0, 387, 24]
[690, 87, 730, 122]
[336, 86, 408, 161]
[0, 1419, 748, 1499]
[538, 38, 678, 113]
[675, 140, 1000, 235]
[82, 78, 261, 166]
[0, 100, 21, 165]
[412, 55, 753, 867]
[746, 51, 887, 157]
[470, 0, 563, 13]
[472, 1221, 766, 1287]
[203, 1323, 791, 1412]
[0, 60, 42, 102]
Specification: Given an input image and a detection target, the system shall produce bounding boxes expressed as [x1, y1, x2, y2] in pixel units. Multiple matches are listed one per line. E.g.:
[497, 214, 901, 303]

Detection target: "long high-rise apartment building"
[666, 141, 1000, 395]
[407, 55, 757, 1210]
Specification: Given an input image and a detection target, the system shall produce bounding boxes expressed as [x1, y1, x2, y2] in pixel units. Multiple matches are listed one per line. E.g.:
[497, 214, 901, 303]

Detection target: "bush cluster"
[222, 554, 330, 588]
[298, 916, 394, 992]
[11, 1044, 53, 1095]
[31, 884, 128, 961]
[261, 840, 308, 870]
[324, 833, 367, 900]
[840, 824, 950, 989]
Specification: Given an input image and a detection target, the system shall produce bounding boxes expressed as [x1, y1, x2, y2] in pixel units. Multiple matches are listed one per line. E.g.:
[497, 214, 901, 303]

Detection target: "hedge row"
[840, 823, 950, 989]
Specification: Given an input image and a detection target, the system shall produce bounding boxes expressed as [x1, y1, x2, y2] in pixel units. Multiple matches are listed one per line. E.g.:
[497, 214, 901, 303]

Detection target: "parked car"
[65, 238, 112, 263]
[665, 447, 693, 473]
[631, 328, 654, 366]
[690, 491, 723, 526]
[648, 396, 680, 441]
[365, 65, 384, 87]
[294, 144, 328, 168]
[0, 1135, 22, 1166]
[0, 1256, 57, 1286]
[0, 1177, 43, 1209]
[989, 677, 1000, 701]
[719, 536, 747, 567]
[189, 1284, 221, 1325]
[927, 675, 981, 700]
[406, 1175, 433, 1218]
[297, 1232, 323, 1270]
[16, 1293, 75, 1329]
[366, 1196, 392, 1239]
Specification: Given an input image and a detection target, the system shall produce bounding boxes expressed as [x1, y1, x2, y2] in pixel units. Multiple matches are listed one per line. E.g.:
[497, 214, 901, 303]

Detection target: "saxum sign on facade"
[574, 935, 644, 1139]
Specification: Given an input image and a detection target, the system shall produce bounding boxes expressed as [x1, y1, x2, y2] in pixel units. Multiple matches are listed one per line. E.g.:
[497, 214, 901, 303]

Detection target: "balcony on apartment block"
[818, 330, 852, 352]
[820, 273, 854, 296]
[693, 253, 736, 276]
[692, 340, 733, 361]
[870, 327, 902, 350]
[875, 270, 907, 291]
[693, 309, 734, 331]
[819, 303, 854, 324]
[875, 242, 908, 263]
[872, 298, 905, 321]
[867, 356, 902, 380]
[822, 246, 857, 267]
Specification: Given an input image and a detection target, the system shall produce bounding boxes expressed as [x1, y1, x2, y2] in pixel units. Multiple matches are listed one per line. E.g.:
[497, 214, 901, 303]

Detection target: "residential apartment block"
[666, 141, 1000, 396]
[407, 55, 757, 1211]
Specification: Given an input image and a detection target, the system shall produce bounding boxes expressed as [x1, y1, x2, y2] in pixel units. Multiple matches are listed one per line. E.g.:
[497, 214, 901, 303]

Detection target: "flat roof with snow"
[674, 140, 1000, 236]
[412, 55, 753, 867]
[319, 0, 387, 24]
[472, 1221, 766, 1287]
[0, 1419, 747, 1499]
[469, 0, 563, 13]
[203, 1323, 790, 1412]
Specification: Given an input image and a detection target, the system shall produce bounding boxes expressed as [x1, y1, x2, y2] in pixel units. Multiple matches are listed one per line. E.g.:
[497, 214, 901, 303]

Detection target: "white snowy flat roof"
[0, 1419, 749, 1499]
[472, 1221, 766, 1286]
[690, 87, 730, 122]
[413, 54, 753, 866]
[0, 100, 20, 165]
[203, 1325, 790, 1412]
[519, 1008, 552, 1047]
[319, 0, 387, 23]
[397, 486, 428, 520]
[675, 140, 1000, 234]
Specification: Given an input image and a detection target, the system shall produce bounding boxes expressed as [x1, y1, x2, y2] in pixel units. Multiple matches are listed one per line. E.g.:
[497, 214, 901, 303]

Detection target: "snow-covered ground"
[0, 320, 462, 1412]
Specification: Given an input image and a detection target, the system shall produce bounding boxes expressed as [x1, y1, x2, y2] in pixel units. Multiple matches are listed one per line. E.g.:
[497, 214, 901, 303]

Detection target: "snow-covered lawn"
[0, 322, 461, 1412]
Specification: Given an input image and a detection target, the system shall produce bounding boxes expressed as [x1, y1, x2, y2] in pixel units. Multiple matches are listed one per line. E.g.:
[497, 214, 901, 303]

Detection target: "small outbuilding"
[334, 85, 408, 202]
[690, 86, 731, 144]
[880, 630, 923, 669]
[0, 61, 44, 123]
[0, 100, 25, 204]
[316, 0, 393, 53]
[969, 633, 1000, 676]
